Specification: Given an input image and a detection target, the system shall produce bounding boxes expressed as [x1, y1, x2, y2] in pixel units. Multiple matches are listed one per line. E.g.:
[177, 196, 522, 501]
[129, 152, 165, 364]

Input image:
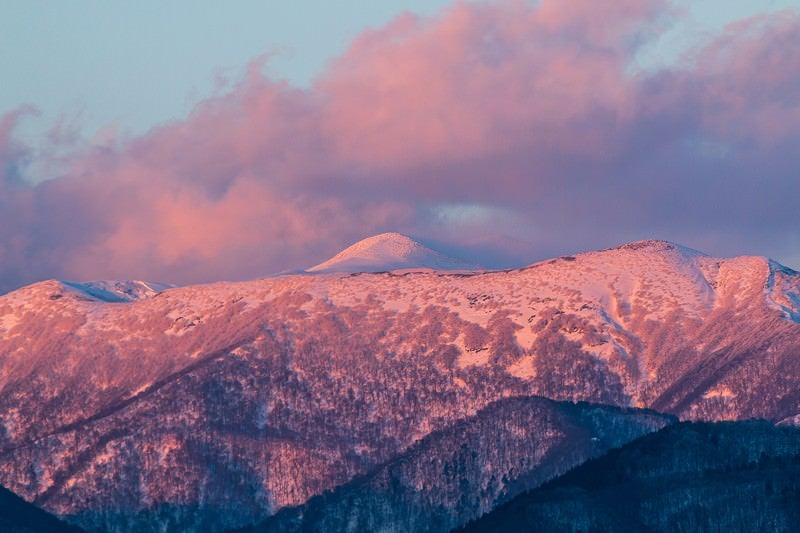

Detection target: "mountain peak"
[559, 239, 709, 269]
[610, 239, 705, 257]
[307, 233, 479, 273]
[334, 232, 420, 255]
[618, 239, 679, 251]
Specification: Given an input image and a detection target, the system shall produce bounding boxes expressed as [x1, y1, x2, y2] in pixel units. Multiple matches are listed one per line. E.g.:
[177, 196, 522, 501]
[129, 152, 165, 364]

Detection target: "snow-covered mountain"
[62, 280, 173, 303]
[306, 232, 480, 272]
[0, 238, 799, 531]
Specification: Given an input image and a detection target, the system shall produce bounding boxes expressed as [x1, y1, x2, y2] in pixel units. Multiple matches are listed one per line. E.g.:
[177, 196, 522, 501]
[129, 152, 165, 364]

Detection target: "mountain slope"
[460, 421, 800, 532]
[306, 232, 479, 272]
[0, 239, 799, 530]
[62, 280, 172, 303]
[246, 397, 672, 532]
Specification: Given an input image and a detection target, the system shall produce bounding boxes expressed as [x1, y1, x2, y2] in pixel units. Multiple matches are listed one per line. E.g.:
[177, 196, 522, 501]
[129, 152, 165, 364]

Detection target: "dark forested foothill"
[0, 484, 83, 532]
[460, 421, 800, 532]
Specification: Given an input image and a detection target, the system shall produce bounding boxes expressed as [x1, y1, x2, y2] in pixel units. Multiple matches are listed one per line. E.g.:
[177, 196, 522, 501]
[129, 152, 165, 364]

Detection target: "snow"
[777, 414, 800, 427]
[306, 232, 480, 273]
[458, 348, 491, 368]
[63, 279, 174, 302]
[703, 385, 736, 399]
[765, 260, 800, 323]
[0, 312, 20, 334]
[507, 356, 537, 379]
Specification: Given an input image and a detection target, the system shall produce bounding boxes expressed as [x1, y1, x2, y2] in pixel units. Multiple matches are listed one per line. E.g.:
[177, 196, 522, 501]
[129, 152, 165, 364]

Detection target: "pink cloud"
[318, 0, 661, 169]
[2, 1, 800, 292]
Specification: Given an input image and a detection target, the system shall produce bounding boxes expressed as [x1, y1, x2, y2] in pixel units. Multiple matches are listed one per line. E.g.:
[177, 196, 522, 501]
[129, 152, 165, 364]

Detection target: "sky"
[2, 0, 800, 292]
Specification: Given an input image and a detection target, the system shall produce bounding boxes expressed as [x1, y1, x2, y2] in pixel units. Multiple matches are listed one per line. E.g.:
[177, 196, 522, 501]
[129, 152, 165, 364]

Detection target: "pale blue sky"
[2, 1, 451, 142]
[2, 0, 799, 144]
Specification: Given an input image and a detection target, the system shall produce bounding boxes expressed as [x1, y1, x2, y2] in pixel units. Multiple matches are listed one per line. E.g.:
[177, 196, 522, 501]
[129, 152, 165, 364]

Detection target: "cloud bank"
[2, 0, 800, 292]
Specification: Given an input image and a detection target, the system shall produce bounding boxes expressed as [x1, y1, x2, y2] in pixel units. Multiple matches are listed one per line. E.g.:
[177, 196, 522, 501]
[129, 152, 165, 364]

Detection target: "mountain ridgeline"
[0, 235, 799, 530]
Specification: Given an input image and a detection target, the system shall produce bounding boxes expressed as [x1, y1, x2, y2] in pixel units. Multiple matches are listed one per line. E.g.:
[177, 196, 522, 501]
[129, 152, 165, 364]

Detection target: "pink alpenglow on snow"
[1, 0, 800, 293]
[306, 233, 480, 273]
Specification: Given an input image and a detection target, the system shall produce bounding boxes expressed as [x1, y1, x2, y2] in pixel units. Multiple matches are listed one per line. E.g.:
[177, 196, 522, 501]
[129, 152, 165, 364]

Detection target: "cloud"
[2, 0, 800, 292]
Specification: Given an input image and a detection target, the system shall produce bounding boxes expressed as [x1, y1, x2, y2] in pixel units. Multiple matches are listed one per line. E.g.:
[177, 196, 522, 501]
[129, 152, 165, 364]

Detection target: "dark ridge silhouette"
[460, 421, 800, 532]
[0, 484, 83, 532]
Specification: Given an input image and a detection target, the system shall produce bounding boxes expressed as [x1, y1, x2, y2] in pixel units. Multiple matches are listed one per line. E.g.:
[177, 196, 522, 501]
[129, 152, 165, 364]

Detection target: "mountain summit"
[306, 232, 479, 273]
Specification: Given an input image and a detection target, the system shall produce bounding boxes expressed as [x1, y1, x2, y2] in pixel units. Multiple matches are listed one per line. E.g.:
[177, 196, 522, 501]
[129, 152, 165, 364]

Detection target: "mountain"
[0, 239, 799, 530]
[460, 421, 800, 532]
[245, 397, 672, 532]
[0, 484, 83, 532]
[306, 232, 480, 272]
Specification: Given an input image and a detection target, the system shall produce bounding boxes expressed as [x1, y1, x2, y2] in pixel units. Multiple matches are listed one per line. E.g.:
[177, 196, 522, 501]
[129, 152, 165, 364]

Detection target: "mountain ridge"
[1, 238, 799, 530]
